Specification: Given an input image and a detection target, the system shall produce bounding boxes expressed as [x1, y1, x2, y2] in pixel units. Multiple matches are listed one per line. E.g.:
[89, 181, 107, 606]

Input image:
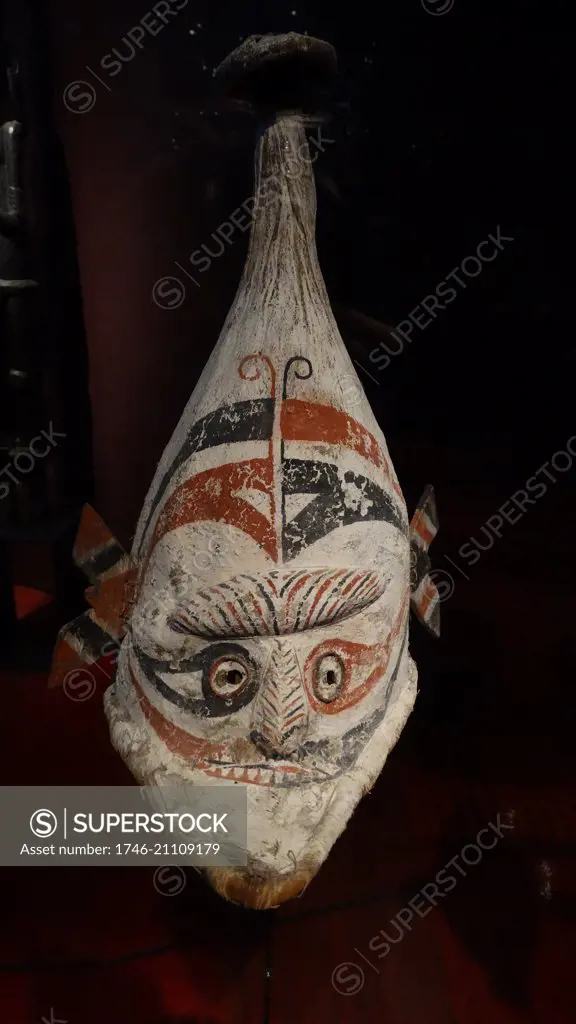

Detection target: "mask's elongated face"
[105, 102, 419, 908]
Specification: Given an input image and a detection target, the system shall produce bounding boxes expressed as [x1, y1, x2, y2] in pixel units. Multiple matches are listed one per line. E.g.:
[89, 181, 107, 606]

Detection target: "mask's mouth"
[105, 639, 417, 910]
[202, 758, 340, 786]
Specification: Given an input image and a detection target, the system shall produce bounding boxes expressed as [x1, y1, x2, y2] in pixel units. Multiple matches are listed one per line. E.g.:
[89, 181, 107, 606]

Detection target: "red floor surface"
[1, 546, 575, 1022]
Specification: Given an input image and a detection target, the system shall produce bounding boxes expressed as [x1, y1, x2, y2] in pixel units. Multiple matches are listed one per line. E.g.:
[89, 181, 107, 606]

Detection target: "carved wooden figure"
[50, 33, 440, 909]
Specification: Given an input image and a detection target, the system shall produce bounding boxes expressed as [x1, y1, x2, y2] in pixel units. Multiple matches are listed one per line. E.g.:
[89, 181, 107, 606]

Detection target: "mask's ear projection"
[409, 485, 441, 637]
[49, 505, 136, 688]
[50, 31, 441, 912]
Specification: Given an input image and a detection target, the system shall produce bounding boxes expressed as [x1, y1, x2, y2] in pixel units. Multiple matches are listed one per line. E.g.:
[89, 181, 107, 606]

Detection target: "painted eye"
[200, 643, 258, 716]
[313, 653, 346, 703]
[209, 658, 250, 700]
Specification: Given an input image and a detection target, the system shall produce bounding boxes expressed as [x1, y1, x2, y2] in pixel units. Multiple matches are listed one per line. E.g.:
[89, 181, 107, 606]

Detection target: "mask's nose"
[250, 639, 309, 758]
[249, 730, 286, 760]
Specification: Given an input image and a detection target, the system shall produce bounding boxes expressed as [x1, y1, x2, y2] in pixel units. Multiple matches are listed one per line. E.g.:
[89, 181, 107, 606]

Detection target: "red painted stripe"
[225, 600, 248, 632]
[419, 580, 438, 617]
[341, 571, 363, 597]
[73, 504, 117, 562]
[304, 593, 409, 716]
[284, 573, 314, 616]
[281, 399, 403, 498]
[411, 509, 435, 546]
[139, 460, 277, 589]
[247, 592, 269, 630]
[304, 575, 337, 629]
[129, 661, 227, 763]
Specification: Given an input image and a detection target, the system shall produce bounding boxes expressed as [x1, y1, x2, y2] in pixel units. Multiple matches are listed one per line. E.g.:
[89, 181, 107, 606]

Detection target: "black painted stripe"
[132, 641, 259, 719]
[296, 625, 409, 775]
[169, 608, 212, 636]
[213, 603, 235, 633]
[168, 617, 195, 635]
[279, 570, 308, 597]
[133, 646, 207, 716]
[311, 572, 365, 627]
[411, 484, 438, 532]
[138, 398, 274, 556]
[79, 542, 126, 583]
[283, 459, 406, 560]
[293, 570, 332, 632]
[410, 541, 431, 591]
[219, 582, 252, 634]
[247, 576, 280, 635]
[233, 592, 260, 635]
[343, 573, 371, 605]
[66, 611, 113, 661]
[319, 572, 363, 624]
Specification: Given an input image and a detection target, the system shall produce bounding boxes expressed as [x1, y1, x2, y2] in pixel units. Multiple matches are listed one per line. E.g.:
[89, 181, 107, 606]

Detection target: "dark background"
[1, 1, 575, 1022]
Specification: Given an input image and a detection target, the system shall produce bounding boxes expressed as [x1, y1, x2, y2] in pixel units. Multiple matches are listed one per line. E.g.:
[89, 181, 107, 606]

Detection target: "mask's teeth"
[204, 764, 318, 786]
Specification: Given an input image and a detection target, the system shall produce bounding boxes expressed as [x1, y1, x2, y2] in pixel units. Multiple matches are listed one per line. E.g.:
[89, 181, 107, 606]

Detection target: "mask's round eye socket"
[209, 658, 250, 700]
[313, 654, 346, 703]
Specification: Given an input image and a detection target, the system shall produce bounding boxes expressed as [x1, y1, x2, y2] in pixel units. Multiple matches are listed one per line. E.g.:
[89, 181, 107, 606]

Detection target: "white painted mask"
[51, 33, 440, 909]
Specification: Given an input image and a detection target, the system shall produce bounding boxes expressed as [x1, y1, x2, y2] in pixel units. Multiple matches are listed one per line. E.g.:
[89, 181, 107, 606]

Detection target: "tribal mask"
[50, 34, 440, 909]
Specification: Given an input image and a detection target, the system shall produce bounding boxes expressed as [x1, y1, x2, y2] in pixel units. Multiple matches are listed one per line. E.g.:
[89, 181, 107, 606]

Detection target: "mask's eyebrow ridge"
[167, 568, 389, 640]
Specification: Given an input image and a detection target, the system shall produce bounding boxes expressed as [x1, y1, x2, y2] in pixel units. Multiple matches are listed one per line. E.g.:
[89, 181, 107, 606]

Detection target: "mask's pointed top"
[214, 32, 336, 121]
